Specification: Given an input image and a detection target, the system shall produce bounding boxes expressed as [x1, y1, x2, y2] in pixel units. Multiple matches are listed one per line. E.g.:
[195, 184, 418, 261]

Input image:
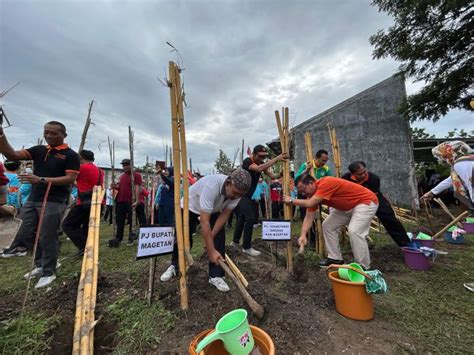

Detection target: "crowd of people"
[1, 120, 473, 292]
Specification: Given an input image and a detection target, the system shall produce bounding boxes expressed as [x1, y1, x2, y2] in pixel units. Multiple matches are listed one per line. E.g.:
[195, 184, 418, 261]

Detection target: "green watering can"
[195, 309, 254, 354]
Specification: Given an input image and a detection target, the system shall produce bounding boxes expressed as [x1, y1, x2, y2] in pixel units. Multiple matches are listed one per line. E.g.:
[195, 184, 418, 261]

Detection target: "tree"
[370, 1, 473, 121]
[445, 128, 474, 138]
[411, 127, 435, 139]
[214, 149, 233, 175]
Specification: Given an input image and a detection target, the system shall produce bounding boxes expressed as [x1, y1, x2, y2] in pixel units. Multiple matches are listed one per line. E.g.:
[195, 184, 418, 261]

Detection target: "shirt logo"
[55, 154, 66, 160]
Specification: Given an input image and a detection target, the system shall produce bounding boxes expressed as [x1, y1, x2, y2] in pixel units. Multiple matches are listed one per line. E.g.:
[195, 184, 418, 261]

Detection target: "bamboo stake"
[78, 100, 94, 153]
[169, 61, 188, 310]
[433, 198, 463, 228]
[128, 126, 136, 239]
[422, 199, 434, 231]
[89, 186, 102, 353]
[107, 137, 116, 237]
[174, 69, 193, 266]
[432, 211, 469, 239]
[282, 107, 293, 272]
[225, 253, 249, 288]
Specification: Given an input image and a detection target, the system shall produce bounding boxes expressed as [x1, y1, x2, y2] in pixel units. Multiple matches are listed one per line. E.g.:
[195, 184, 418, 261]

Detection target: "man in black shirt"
[232, 145, 288, 256]
[0, 121, 80, 288]
[342, 161, 410, 247]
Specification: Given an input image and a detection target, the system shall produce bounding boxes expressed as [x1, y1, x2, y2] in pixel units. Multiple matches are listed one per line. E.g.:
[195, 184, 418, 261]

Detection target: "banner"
[261, 220, 291, 241]
[136, 225, 174, 259]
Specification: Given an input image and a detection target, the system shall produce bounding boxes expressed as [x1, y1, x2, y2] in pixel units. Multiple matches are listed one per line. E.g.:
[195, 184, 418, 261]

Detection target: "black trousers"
[115, 202, 132, 241]
[103, 205, 113, 224]
[158, 204, 175, 225]
[376, 200, 410, 247]
[62, 203, 91, 251]
[171, 211, 226, 278]
[271, 201, 283, 219]
[259, 199, 267, 220]
[233, 195, 256, 249]
[136, 203, 147, 225]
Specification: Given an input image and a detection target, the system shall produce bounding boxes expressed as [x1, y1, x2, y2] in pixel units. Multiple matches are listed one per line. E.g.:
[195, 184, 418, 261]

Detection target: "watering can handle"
[326, 264, 373, 281]
[195, 329, 222, 353]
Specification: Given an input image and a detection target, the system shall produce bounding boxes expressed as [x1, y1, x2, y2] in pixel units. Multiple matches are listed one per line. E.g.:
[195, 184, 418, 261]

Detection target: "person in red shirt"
[109, 158, 142, 246]
[62, 150, 104, 253]
[136, 181, 149, 225]
[0, 162, 15, 217]
[284, 174, 378, 269]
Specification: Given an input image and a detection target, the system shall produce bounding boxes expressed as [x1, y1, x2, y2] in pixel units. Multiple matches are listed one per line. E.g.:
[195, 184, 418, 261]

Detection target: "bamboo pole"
[225, 253, 249, 288]
[433, 198, 464, 228]
[169, 61, 188, 310]
[107, 138, 116, 236]
[128, 126, 136, 239]
[174, 69, 193, 266]
[432, 211, 469, 239]
[78, 100, 94, 153]
[422, 199, 434, 231]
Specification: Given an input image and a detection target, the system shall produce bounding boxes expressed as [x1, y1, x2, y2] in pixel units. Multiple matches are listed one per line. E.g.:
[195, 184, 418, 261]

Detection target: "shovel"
[218, 260, 264, 319]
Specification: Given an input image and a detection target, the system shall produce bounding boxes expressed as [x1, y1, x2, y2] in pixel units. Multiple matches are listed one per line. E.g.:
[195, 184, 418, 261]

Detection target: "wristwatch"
[39, 177, 47, 184]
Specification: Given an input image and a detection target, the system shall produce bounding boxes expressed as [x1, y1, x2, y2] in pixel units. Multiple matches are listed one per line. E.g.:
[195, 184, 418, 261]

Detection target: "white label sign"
[262, 220, 291, 241]
[136, 226, 175, 259]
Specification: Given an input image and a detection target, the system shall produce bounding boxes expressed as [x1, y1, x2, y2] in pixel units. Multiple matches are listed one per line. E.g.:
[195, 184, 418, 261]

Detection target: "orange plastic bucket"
[189, 325, 275, 354]
[327, 265, 374, 321]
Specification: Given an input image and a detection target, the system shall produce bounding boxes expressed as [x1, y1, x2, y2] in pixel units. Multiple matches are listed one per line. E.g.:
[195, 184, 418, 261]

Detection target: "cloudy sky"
[1, 0, 471, 173]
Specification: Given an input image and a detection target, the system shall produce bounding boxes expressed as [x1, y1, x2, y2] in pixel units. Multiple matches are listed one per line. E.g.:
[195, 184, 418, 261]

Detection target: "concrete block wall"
[291, 75, 418, 205]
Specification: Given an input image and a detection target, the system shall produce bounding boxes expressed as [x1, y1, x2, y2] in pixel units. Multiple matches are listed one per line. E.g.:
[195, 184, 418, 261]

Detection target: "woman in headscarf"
[421, 140, 474, 208]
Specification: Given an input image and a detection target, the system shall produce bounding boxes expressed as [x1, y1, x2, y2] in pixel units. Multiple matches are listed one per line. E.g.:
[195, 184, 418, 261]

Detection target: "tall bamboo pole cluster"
[168, 61, 192, 310]
[304, 132, 325, 257]
[107, 137, 116, 237]
[73, 185, 103, 355]
[275, 107, 293, 272]
[327, 124, 341, 177]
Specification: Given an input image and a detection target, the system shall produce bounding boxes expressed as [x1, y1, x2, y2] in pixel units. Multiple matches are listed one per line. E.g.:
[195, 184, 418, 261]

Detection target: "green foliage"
[0, 313, 58, 354]
[445, 128, 474, 138]
[411, 127, 435, 139]
[370, 1, 473, 121]
[214, 149, 233, 175]
[106, 296, 176, 354]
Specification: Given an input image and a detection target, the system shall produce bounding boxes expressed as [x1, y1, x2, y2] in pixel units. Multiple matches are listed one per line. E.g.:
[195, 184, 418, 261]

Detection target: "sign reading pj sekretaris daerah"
[136, 225, 175, 259]
[262, 220, 291, 241]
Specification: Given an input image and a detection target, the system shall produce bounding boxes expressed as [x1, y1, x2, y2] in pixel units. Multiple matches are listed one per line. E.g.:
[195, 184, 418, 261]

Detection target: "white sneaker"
[35, 275, 56, 289]
[160, 265, 177, 282]
[209, 277, 230, 292]
[24, 267, 43, 279]
[243, 247, 261, 257]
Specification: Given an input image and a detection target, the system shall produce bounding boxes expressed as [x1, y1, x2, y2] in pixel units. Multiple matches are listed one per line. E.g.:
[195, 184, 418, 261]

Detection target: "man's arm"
[18, 172, 78, 186]
[0, 129, 32, 160]
[283, 194, 323, 208]
[210, 208, 233, 239]
[200, 211, 224, 264]
[248, 153, 289, 174]
[298, 210, 316, 247]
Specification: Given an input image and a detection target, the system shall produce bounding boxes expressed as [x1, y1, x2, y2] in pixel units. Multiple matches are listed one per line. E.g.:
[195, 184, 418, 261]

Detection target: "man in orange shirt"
[284, 174, 378, 269]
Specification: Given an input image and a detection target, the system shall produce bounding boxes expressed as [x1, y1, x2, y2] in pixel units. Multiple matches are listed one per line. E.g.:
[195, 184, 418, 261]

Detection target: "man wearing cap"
[232, 145, 289, 257]
[109, 158, 142, 246]
[160, 169, 252, 292]
[62, 150, 104, 254]
[0, 121, 80, 288]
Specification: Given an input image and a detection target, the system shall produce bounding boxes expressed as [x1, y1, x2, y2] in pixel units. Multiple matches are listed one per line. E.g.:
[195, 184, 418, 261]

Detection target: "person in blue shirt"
[3, 160, 22, 209]
[155, 165, 175, 225]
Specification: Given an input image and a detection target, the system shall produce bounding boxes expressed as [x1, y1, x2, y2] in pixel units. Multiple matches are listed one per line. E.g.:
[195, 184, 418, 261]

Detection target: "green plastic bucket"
[338, 263, 365, 283]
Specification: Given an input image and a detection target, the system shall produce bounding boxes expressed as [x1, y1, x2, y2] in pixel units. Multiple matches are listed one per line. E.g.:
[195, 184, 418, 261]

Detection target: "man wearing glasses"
[232, 145, 289, 256]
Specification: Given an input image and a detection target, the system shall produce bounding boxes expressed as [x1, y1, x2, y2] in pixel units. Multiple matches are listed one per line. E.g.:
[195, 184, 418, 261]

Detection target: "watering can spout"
[195, 329, 221, 353]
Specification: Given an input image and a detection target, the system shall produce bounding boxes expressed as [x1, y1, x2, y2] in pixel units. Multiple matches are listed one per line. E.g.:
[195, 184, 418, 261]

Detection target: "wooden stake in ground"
[78, 100, 94, 153]
[275, 107, 293, 272]
[72, 185, 103, 355]
[327, 123, 341, 178]
[304, 132, 325, 257]
[432, 211, 469, 239]
[107, 137, 116, 237]
[422, 199, 434, 231]
[128, 126, 136, 239]
[433, 198, 463, 228]
[168, 61, 188, 310]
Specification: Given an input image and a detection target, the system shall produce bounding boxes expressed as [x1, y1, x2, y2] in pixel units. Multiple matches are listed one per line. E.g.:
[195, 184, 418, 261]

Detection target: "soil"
[3, 207, 463, 354]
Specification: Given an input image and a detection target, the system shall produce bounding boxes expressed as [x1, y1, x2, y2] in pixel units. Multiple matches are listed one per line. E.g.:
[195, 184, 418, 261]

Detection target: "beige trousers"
[322, 202, 378, 269]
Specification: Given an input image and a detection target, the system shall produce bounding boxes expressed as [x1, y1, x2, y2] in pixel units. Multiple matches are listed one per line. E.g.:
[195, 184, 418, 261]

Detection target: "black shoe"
[108, 238, 121, 248]
[1, 245, 27, 258]
[318, 258, 344, 267]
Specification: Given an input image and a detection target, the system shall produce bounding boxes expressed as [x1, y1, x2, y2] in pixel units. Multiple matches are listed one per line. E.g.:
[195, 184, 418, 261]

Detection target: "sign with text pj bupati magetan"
[262, 220, 291, 241]
[136, 225, 175, 259]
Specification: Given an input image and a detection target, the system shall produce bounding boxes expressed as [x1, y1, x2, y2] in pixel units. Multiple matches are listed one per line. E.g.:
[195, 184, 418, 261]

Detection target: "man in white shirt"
[103, 184, 114, 225]
[160, 169, 251, 292]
